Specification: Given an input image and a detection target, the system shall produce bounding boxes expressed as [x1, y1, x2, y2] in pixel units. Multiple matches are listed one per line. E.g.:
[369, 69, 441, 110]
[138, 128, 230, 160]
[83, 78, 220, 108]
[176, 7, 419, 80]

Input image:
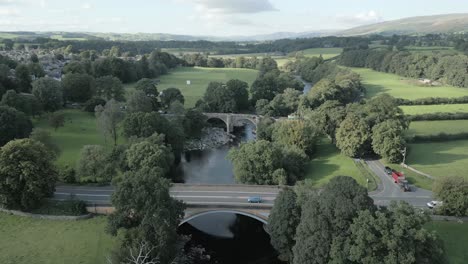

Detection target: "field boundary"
[401, 163, 434, 179]
[0, 208, 93, 221]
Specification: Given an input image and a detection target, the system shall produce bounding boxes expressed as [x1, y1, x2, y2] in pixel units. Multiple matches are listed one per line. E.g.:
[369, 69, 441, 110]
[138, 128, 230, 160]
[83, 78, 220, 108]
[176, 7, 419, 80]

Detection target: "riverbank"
[185, 127, 234, 151]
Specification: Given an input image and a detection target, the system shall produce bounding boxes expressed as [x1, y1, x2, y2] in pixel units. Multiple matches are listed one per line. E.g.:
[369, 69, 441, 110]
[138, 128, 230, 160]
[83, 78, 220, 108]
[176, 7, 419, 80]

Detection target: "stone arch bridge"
[204, 113, 262, 133]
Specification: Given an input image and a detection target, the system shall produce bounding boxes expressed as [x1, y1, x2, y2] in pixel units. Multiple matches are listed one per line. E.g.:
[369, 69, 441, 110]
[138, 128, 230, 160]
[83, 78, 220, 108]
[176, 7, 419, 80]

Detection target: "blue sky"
[0, 0, 467, 36]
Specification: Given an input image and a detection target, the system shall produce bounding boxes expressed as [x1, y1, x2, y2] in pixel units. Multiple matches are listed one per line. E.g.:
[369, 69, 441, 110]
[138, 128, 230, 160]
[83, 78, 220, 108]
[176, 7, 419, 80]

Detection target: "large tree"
[293, 176, 374, 264]
[0, 139, 57, 210]
[94, 75, 125, 101]
[134, 78, 159, 110]
[372, 119, 406, 163]
[15, 64, 32, 92]
[127, 90, 153, 113]
[0, 105, 33, 146]
[183, 109, 206, 139]
[107, 168, 185, 264]
[251, 70, 302, 102]
[272, 120, 317, 156]
[336, 113, 372, 157]
[29, 128, 60, 158]
[345, 202, 445, 264]
[62, 73, 95, 102]
[160, 87, 184, 108]
[95, 99, 124, 146]
[267, 188, 301, 262]
[126, 134, 174, 175]
[433, 176, 468, 216]
[31, 77, 63, 112]
[76, 145, 114, 183]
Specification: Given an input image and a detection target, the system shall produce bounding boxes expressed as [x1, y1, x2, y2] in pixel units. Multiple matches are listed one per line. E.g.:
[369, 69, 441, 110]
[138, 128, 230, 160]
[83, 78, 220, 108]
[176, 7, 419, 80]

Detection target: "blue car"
[247, 196, 262, 203]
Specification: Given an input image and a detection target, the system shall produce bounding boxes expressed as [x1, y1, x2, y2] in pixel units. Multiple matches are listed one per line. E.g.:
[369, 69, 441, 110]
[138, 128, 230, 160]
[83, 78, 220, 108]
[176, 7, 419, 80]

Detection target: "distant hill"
[339, 13, 468, 36]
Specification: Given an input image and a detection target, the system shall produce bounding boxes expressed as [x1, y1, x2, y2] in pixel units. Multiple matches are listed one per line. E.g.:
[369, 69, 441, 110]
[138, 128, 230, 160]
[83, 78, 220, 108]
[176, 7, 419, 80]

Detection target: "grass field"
[406, 140, 468, 180]
[401, 104, 468, 115]
[350, 68, 468, 100]
[0, 213, 115, 264]
[146, 67, 259, 108]
[305, 139, 366, 187]
[405, 46, 460, 55]
[33, 109, 113, 167]
[425, 221, 468, 264]
[406, 120, 468, 137]
[299, 47, 343, 60]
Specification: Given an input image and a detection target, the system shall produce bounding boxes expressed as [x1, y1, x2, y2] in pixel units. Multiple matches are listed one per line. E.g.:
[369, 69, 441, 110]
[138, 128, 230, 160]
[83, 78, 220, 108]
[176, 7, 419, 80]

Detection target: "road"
[54, 184, 280, 208]
[366, 160, 433, 208]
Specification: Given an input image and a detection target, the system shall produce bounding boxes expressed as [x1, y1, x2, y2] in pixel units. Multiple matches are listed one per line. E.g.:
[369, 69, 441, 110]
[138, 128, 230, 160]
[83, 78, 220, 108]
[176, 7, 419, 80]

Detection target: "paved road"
[54, 184, 280, 208]
[54, 161, 434, 209]
[366, 160, 433, 208]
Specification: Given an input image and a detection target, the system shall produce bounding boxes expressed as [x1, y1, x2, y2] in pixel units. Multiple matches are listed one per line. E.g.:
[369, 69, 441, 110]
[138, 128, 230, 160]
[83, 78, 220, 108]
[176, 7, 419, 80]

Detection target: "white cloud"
[82, 3, 92, 9]
[189, 0, 277, 14]
[0, 7, 19, 16]
[336, 10, 383, 26]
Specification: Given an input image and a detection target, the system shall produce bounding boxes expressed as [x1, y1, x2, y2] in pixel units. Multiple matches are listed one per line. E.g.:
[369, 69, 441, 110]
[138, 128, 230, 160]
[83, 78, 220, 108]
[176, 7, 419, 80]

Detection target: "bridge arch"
[206, 116, 229, 131]
[181, 209, 268, 225]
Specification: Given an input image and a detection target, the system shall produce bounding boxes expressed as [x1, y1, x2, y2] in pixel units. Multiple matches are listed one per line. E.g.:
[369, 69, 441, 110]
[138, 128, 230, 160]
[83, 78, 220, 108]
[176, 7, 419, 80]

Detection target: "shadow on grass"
[363, 83, 389, 97]
[407, 142, 468, 166]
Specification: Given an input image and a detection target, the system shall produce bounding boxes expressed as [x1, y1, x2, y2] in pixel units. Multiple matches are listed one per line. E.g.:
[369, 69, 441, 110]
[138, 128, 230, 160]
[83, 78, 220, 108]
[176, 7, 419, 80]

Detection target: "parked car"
[384, 166, 393, 175]
[427, 201, 443, 209]
[247, 196, 262, 203]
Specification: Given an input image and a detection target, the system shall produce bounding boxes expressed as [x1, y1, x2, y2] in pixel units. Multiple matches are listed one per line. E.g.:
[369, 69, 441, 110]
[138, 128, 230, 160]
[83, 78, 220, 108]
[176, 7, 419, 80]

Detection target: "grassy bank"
[350, 68, 468, 100]
[305, 139, 364, 187]
[0, 213, 115, 264]
[401, 104, 468, 115]
[406, 140, 468, 180]
[406, 120, 468, 137]
[426, 221, 468, 264]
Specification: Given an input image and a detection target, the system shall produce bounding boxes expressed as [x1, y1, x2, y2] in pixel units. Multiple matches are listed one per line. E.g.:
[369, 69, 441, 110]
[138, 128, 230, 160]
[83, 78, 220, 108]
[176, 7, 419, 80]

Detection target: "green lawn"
[0, 213, 115, 264]
[34, 109, 113, 167]
[401, 104, 468, 115]
[425, 221, 468, 264]
[305, 139, 365, 187]
[350, 68, 468, 100]
[406, 120, 468, 137]
[127, 67, 259, 108]
[406, 140, 468, 180]
[300, 47, 343, 60]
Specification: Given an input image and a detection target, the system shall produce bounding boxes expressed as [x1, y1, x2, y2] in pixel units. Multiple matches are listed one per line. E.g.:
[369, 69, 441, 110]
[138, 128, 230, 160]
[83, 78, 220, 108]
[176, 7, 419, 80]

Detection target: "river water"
[175, 123, 255, 184]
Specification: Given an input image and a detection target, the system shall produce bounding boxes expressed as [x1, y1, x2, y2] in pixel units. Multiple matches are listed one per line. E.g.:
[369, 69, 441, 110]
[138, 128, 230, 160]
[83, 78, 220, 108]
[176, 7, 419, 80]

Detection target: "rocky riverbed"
[185, 127, 235, 151]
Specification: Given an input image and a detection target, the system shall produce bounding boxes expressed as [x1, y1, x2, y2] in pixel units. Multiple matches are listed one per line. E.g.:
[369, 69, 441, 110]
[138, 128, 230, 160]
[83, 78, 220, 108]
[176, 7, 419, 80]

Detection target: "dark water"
[176, 123, 256, 184]
[178, 212, 284, 264]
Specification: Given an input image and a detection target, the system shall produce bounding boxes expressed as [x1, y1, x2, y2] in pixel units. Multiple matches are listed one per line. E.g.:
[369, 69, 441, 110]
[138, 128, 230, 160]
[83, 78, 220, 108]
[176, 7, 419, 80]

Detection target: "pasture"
[299, 47, 343, 59]
[401, 104, 468, 115]
[305, 139, 365, 187]
[425, 221, 468, 264]
[406, 120, 468, 137]
[0, 213, 115, 264]
[405, 140, 468, 180]
[152, 67, 259, 108]
[33, 109, 112, 167]
[351, 68, 468, 100]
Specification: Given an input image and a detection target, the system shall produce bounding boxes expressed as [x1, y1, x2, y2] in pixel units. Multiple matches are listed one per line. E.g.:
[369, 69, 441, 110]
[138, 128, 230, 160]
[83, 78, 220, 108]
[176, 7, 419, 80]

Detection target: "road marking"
[56, 188, 279, 195]
[55, 192, 110, 197]
[55, 193, 277, 200]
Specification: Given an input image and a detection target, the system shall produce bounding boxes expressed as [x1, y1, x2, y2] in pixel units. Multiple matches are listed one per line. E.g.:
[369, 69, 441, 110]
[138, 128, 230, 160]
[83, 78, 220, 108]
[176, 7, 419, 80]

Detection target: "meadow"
[33, 109, 112, 167]
[401, 104, 468, 115]
[127, 67, 259, 108]
[0, 213, 115, 264]
[304, 139, 367, 187]
[405, 140, 468, 180]
[406, 120, 468, 137]
[350, 68, 468, 100]
[425, 221, 468, 264]
[299, 47, 343, 60]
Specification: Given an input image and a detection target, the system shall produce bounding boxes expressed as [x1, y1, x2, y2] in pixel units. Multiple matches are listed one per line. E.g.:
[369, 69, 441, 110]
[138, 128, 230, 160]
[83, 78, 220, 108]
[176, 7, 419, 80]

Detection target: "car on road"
[247, 196, 262, 203]
[427, 201, 443, 209]
[384, 166, 393, 175]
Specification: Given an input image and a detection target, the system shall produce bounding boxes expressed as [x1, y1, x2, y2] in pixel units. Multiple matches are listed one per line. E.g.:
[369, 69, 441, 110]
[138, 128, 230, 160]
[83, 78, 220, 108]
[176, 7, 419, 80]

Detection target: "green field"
[305, 139, 365, 187]
[405, 46, 460, 55]
[300, 47, 343, 60]
[425, 221, 468, 264]
[153, 67, 259, 108]
[34, 109, 112, 167]
[350, 68, 468, 100]
[0, 213, 115, 264]
[406, 120, 468, 137]
[406, 140, 468, 180]
[401, 104, 468, 115]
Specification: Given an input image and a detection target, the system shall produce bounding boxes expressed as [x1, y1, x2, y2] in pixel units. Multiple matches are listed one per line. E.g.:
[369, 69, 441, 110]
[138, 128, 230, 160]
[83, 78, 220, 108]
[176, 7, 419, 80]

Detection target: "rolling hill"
[339, 13, 468, 36]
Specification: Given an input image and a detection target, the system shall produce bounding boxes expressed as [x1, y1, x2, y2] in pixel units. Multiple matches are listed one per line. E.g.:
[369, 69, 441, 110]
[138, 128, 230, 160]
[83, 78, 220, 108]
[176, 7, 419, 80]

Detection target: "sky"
[1, 0, 468, 36]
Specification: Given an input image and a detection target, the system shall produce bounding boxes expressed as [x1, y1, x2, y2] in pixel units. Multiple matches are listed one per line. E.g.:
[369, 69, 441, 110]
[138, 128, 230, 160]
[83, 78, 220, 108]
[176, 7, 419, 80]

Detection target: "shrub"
[59, 165, 77, 183]
[83, 97, 106, 112]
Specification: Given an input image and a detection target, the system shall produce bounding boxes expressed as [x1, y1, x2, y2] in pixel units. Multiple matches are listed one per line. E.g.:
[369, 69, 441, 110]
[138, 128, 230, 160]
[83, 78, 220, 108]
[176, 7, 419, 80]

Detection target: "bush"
[406, 132, 468, 143]
[83, 97, 106, 112]
[396, 96, 468, 106]
[59, 165, 77, 183]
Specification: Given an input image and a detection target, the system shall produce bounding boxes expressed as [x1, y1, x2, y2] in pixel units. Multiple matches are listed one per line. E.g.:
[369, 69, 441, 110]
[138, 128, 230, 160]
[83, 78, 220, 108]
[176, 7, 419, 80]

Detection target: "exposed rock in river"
[185, 127, 234, 151]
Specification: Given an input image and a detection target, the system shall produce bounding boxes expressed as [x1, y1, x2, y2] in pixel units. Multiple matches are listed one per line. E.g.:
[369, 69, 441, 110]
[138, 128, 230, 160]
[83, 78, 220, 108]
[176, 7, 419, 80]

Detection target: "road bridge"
[204, 113, 262, 133]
